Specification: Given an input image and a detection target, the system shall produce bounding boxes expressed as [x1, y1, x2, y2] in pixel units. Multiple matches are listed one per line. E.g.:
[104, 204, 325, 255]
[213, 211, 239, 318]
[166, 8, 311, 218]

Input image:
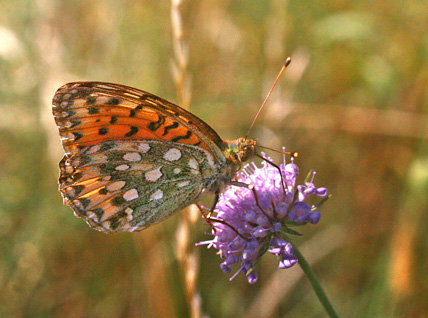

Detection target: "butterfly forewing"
[53, 82, 225, 158]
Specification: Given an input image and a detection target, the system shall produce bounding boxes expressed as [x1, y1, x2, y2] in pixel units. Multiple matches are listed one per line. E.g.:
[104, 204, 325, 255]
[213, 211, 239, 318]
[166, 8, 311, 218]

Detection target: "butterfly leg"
[207, 192, 220, 219]
[196, 198, 249, 240]
[196, 202, 217, 232]
[255, 154, 286, 194]
[197, 202, 249, 240]
[207, 217, 249, 241]
[194, 192, 220, 232]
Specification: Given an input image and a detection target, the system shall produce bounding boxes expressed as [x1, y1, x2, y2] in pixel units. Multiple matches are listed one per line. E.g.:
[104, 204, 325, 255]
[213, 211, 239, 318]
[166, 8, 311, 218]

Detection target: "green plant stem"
[292, 243, 339, 318]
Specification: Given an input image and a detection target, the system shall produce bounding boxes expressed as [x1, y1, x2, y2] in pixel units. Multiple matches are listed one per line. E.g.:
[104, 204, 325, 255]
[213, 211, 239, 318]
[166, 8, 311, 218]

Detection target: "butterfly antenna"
[245, 57, 292, 140]
[256, 144, 299, 158]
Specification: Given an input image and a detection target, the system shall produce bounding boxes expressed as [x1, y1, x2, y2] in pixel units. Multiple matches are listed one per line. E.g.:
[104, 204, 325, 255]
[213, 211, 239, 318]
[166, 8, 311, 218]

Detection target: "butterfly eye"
[239, 139, 256, 162]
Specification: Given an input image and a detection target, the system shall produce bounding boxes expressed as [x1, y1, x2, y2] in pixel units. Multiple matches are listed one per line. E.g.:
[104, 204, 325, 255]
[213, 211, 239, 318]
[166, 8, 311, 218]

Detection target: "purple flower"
[198, 153, 328, 284]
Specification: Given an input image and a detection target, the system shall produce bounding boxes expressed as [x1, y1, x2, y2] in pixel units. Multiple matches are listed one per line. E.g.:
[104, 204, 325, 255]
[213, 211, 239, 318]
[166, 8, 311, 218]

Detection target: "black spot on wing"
[73, 132, 83, 141]
[98, 128, 108, 135]
[70, 120, 81, 128]
[88, 107, 99, 114]
[125, 126, 139, 137]
[111, 196, 125, 206]
[147, 114, 165, 131]
[171, 130, 192, 142]
[108, 211, 127, 230]
[73, 185, 85, 197]
[72, 172, 83, 181]
[79, 198, 91, 209]
[93, 208, 104, 219]
[162, 122, 179, 136]
[106, 97, 121, 105]
[86, 97, 96, 104]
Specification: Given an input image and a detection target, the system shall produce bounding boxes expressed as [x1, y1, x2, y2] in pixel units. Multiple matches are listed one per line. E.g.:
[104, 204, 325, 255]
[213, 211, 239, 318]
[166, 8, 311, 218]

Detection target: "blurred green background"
[1, 0, 427, 317]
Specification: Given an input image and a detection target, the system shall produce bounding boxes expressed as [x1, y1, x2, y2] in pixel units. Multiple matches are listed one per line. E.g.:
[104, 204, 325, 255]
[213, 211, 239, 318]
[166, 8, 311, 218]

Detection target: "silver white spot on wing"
[177, 181, 190, 188]
[145, 167, 163, 181]
[163, 148, 182, 161]
[138, 143, 150, 153]
[107, 181, 126, 191]
[101, 221, 111, 231]
[86, 211, 96, 220]
[124, 207, 133, 221]
[65, 187, 76, 198]
[123, 152, 141, 162]
[115, 164, 130, 171]
[130, 222, 143, 232]
[173, 168, 181, 174]
[87, 145, 101, 154]
[188, 158, 199, 174]
[188, 158, 198, 170]
[149, 189, 163, 201]
[96, 96, 111, 104]
[123, 189, 139, 201]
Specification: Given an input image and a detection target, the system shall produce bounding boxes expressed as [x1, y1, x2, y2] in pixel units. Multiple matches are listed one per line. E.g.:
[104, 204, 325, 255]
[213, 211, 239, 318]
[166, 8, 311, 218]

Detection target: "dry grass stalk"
[171, 1, 202, 317]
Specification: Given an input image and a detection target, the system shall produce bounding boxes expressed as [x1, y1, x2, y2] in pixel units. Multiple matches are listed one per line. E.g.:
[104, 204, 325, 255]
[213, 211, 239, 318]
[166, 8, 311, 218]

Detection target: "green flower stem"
[292, 243, 339, 318]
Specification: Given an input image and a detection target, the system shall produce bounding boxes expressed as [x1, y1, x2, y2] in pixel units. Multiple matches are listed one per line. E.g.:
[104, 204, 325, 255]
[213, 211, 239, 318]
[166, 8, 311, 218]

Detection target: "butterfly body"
[53, 82, 256, 232]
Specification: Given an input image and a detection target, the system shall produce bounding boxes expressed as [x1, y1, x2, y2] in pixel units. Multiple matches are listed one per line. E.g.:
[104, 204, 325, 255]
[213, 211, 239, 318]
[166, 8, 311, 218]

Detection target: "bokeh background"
[1, 0, 427, 317]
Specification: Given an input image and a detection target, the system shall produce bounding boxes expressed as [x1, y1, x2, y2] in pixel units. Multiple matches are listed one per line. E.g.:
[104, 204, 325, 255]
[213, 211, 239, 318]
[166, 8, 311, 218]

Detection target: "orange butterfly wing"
[53, 82, 226, 160]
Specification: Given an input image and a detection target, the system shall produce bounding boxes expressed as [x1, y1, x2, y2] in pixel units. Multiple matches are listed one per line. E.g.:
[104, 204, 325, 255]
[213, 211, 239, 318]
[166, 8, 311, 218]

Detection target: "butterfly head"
[224, 137, 257, 166]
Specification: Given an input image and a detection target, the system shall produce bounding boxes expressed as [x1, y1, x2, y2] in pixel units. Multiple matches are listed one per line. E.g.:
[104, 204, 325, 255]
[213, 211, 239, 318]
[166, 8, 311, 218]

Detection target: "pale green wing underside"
[59, 139, 217, 232]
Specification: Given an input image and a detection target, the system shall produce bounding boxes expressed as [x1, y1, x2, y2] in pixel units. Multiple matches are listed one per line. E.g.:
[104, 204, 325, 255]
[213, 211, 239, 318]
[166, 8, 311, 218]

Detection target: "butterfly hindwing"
[59, 139, 217, 232]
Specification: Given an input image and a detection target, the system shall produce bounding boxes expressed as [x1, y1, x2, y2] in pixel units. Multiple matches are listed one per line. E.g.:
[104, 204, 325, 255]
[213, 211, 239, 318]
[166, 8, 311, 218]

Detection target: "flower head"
[198, 153, 328, 284]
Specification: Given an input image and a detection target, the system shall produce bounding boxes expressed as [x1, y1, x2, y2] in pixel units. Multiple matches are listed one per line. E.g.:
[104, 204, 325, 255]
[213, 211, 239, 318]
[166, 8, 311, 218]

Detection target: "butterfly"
[52, 82, 257, 233]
